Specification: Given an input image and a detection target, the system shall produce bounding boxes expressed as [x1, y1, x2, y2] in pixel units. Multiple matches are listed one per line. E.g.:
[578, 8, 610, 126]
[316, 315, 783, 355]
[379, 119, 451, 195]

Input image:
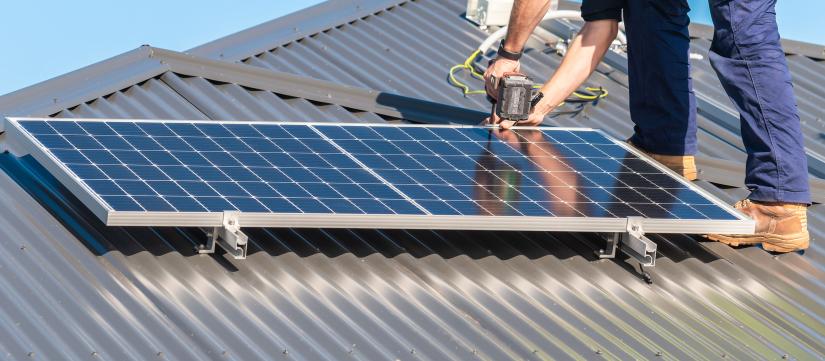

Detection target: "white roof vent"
[466, 0, 557, 28]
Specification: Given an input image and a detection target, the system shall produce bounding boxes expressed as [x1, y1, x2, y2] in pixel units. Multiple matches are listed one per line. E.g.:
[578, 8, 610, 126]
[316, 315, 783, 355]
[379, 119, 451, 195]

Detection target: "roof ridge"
[0, 45, 487, 128]
[0, 46, 163, 119]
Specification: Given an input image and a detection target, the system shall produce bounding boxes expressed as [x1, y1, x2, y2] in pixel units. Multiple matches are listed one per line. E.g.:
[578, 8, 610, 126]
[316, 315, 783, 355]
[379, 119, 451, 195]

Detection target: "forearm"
[502, 0, 553, 53]
[534, 20, 618, 114]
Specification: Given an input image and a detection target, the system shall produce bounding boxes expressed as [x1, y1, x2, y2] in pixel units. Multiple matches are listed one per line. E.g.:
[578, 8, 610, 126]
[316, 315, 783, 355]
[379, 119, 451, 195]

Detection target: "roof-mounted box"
[465, 0, 558, 28]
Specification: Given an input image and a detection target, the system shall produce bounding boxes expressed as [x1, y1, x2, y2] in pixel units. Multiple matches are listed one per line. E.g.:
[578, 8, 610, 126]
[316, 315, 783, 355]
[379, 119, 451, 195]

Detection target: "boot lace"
[734, 199, 752, 210]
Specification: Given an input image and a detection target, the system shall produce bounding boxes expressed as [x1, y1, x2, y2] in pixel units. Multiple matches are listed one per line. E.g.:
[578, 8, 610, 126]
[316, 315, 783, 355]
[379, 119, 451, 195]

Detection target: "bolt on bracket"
[198, 211, 248, 259]
[599, 217, 657, 268]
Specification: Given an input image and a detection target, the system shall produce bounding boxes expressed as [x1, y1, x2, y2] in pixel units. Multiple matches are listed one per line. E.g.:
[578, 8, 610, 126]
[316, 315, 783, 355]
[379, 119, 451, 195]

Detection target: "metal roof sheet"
[0, 46, 485, 126]
[1, 152, 823, 360]
[0, 0, 823, 360]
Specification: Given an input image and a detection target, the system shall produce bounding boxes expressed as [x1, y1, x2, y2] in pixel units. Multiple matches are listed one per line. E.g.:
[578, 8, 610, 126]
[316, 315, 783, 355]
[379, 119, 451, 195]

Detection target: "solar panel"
[3, 118, 753, 235]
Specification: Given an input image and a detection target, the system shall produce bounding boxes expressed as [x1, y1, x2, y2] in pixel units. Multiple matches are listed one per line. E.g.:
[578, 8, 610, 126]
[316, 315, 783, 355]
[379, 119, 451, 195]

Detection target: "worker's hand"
[482, 99, 548, 128]
[483, 110, 542, 128]
[497, 112, 544, 129]
[484, 57, 520, 100]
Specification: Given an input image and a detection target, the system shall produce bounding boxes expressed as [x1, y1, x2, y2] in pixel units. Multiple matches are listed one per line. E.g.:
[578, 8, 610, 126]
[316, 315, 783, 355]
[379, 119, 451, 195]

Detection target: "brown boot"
[627, 140, 698, 181]
[706, 199, 810, 253]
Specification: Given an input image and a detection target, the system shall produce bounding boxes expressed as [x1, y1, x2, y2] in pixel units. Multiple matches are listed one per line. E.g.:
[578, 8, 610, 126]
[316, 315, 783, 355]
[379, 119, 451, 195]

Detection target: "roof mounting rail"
[598, 217, 657, 283]
[198, 211, 248, 259]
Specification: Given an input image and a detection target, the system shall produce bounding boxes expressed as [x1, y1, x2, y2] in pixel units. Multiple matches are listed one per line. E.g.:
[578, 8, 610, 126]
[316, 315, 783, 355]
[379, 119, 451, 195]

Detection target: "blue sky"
[1, 0, 820, 96]
[0, 0, 323, 96]
[687, 0, 823, 45]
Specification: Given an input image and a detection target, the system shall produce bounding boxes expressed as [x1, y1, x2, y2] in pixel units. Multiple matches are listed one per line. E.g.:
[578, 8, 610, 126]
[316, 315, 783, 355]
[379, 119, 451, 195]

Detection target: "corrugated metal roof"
[0, 46, 485, 126]
[56, 73, 388, 124]
[0, 0, 824, 360]
[1, 153, 823, 360]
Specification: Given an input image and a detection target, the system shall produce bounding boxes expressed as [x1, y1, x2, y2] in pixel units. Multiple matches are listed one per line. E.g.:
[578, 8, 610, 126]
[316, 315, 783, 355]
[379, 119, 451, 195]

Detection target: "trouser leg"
[625, 0, 697, 156]
[708, 0, 810, 204]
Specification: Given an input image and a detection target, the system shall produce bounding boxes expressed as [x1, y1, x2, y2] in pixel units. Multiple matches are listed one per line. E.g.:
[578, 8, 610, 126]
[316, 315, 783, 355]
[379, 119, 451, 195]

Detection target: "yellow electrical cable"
[448, 50, 609, 102]
[571, 87, 609, 100]
[448, 50, 486, 96]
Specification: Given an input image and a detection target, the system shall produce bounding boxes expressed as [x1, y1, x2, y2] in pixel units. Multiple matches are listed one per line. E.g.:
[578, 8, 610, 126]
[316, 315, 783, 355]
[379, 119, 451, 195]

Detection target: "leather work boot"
[627, 140, 698, 181]
[706, 199, 810, 253]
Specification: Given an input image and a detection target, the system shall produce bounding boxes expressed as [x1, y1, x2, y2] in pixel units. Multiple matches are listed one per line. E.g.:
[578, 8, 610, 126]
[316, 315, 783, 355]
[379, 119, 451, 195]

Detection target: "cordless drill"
[490, 72, 543, 125]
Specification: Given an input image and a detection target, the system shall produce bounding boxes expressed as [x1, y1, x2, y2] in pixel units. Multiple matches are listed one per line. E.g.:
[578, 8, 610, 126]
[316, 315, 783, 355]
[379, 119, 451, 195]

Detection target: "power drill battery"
[492, 72, 541, 123]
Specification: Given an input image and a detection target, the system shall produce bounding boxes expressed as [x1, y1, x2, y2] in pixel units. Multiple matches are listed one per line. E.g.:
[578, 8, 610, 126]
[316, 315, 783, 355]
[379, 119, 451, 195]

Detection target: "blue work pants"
[606, 0, 810, 203]
[707, 0, 809, 204]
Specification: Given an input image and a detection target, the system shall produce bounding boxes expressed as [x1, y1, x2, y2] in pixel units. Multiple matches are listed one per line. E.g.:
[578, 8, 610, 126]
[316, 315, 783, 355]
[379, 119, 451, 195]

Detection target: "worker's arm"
[501, 19, 618, 128]
[501, 0, 554, 54]
[483, 0, 554, 101]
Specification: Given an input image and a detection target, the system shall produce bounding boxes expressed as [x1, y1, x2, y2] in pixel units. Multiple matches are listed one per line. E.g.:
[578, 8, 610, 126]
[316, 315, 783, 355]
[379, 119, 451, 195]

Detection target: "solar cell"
[4, 118, 752, 233]
[15, 120, 429, 217]
[316, 124, 733, 220]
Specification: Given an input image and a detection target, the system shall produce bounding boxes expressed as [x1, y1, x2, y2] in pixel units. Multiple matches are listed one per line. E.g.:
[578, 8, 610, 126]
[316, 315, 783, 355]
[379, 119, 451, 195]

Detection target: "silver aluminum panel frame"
[3, 117, 756, 235]
[105, 211, 753, 234]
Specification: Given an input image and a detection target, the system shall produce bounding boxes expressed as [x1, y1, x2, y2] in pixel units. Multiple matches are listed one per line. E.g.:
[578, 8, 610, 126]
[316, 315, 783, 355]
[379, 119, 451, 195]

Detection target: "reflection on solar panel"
[3, 118, 753, 234]
[315, 125, 732, 220]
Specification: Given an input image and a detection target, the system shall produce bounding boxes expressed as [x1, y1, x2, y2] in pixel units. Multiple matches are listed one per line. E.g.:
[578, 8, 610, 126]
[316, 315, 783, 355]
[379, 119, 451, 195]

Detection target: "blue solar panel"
[316, 125, 736, 220]
[13, 120, 740, 222]
[19, 120, 426, 215]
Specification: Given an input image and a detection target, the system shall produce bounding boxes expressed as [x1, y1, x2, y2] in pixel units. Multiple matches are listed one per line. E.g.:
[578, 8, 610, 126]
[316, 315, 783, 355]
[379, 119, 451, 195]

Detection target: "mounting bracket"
[598, 217, 658, 282]
[197, 211, 248, 259]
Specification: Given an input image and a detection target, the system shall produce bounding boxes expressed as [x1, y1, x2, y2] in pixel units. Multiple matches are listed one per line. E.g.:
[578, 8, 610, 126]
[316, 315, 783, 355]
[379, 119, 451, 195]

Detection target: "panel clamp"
[198, 211, 248, 259]
[598, 217, 658, 283]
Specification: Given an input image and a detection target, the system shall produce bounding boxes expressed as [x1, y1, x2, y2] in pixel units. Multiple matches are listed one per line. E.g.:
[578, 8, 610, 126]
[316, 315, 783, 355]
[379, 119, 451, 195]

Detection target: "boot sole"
[706, 231, 810, 253]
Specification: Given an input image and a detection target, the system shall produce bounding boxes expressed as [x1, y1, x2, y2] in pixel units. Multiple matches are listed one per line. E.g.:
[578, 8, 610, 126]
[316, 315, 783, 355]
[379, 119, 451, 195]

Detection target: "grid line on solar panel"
[505, 130, 688, 218]
[17, 120, 738, 221]
[306, 125, 437, 216]
[319, 125, 550, 216]
[313, 124, 732, 219]
[20, 121, 426, 216]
